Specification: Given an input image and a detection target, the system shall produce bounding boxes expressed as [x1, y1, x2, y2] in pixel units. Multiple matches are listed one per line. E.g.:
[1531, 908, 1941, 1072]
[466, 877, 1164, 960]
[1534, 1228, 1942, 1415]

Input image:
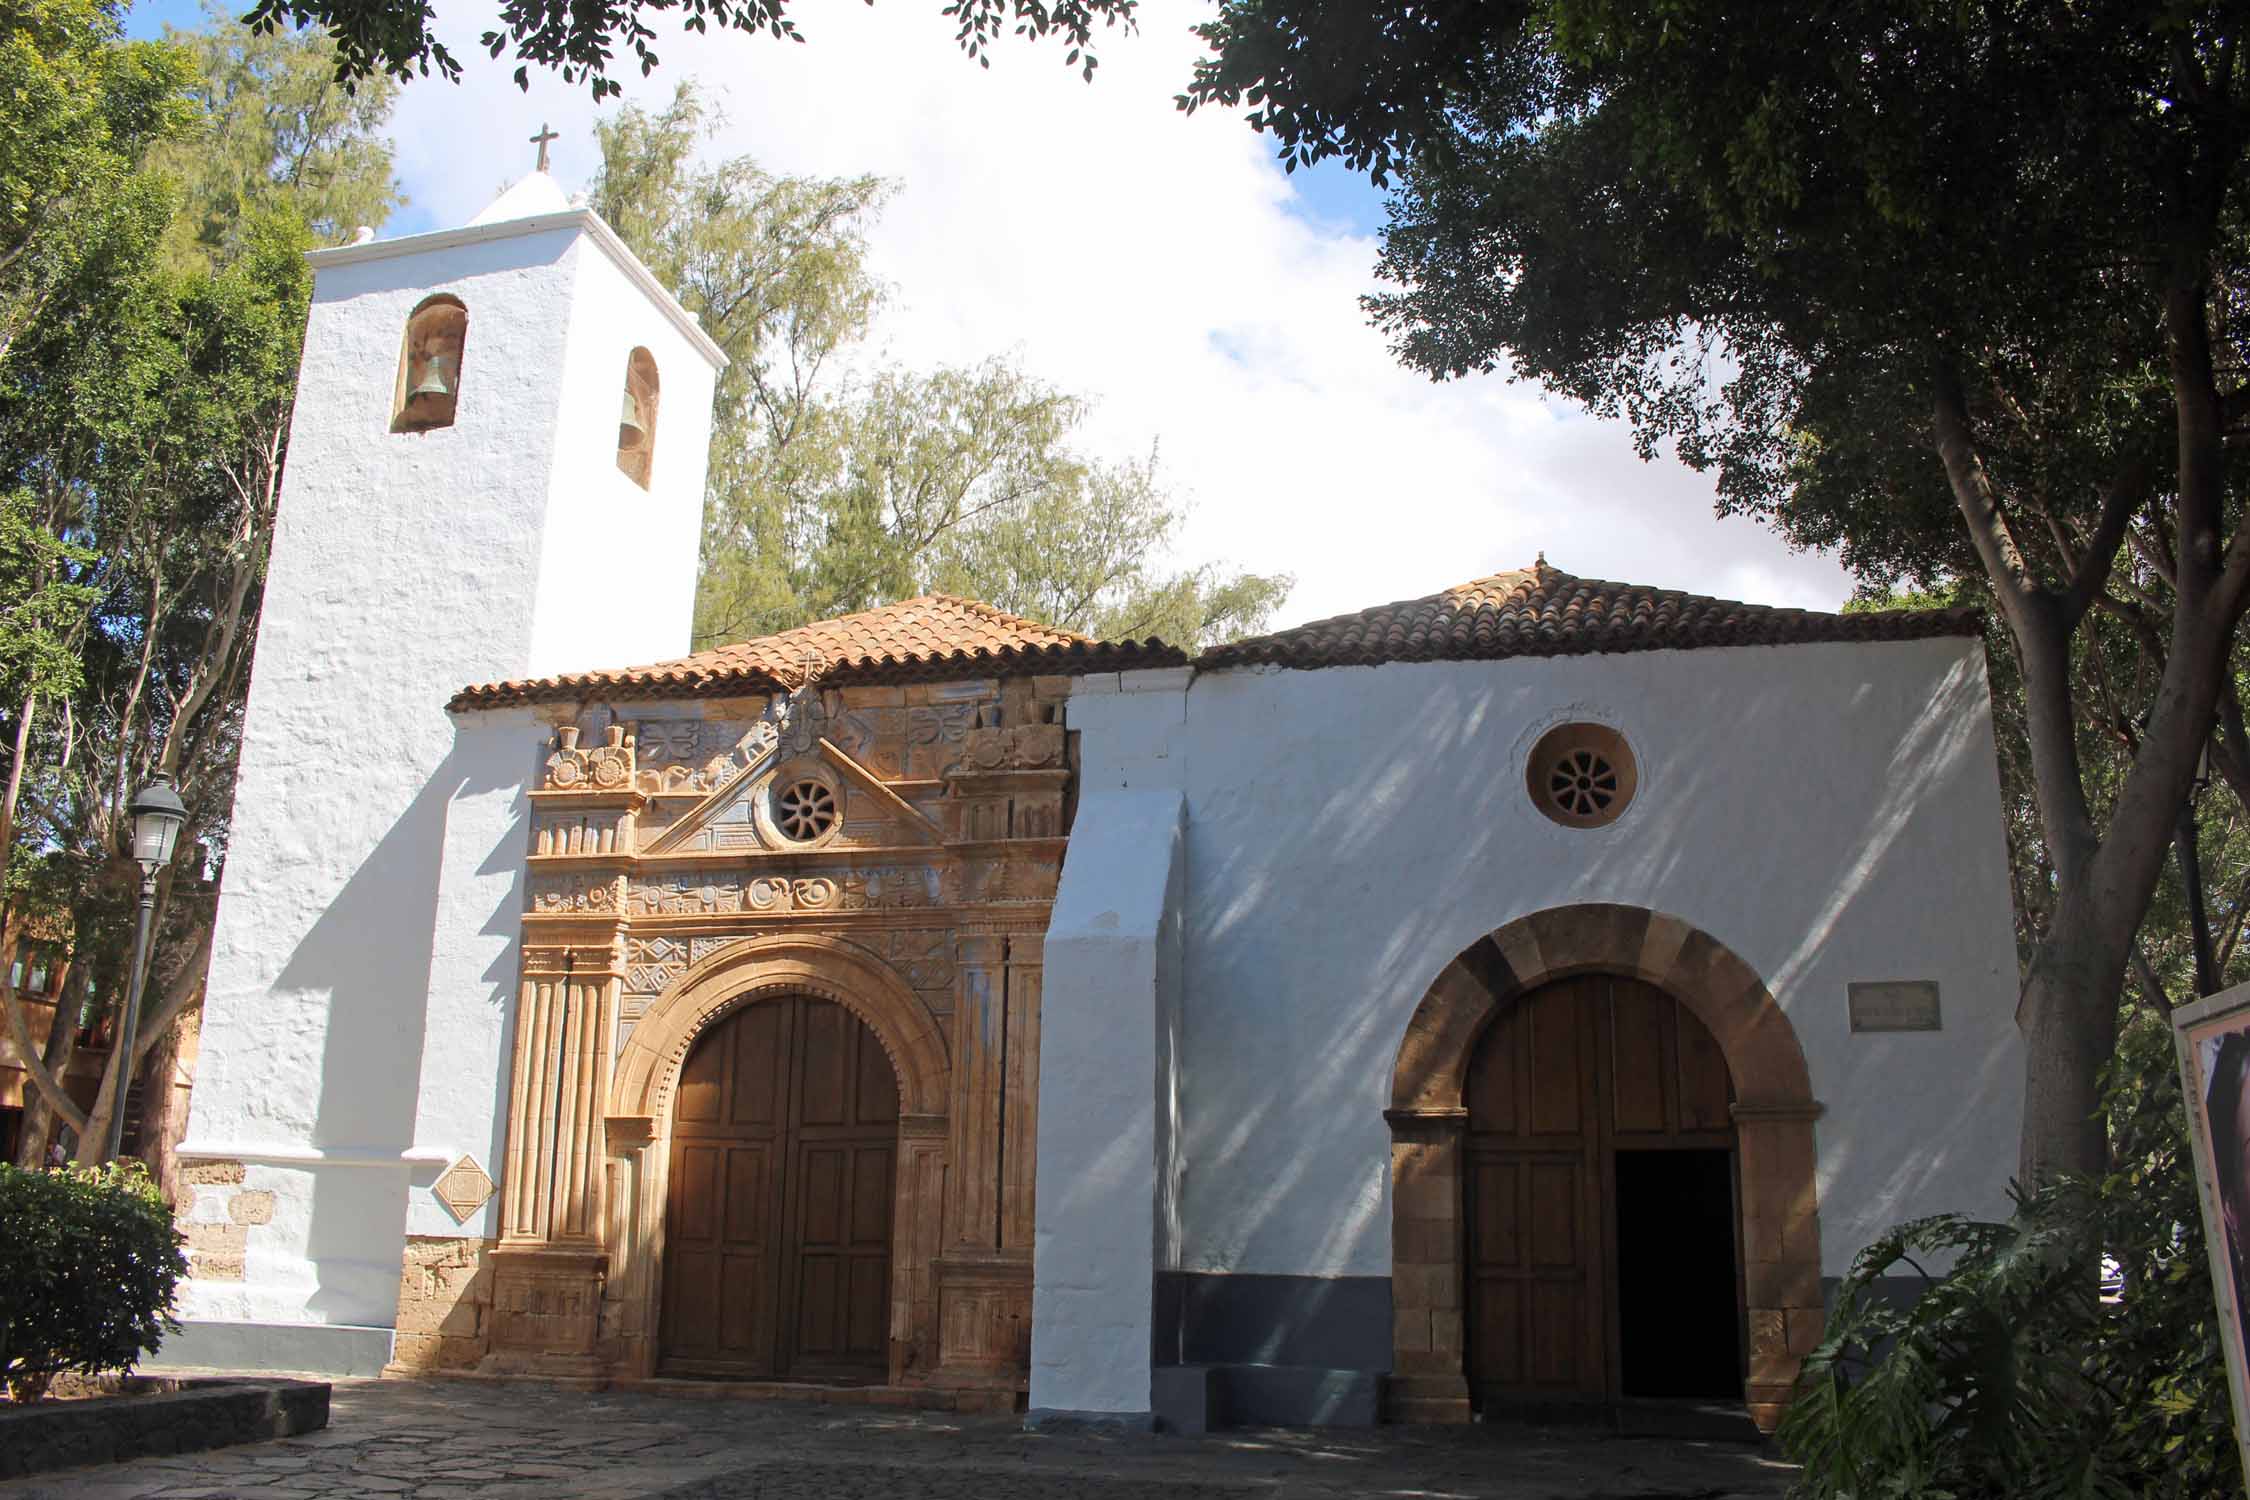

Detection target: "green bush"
[1779, 1022, 2240, 1498]
[0, 1161, 186, 1402]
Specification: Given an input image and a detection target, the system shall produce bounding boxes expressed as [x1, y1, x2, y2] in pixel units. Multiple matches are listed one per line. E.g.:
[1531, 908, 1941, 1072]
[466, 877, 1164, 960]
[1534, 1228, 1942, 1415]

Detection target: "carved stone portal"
[406, 674, 1075, 1399]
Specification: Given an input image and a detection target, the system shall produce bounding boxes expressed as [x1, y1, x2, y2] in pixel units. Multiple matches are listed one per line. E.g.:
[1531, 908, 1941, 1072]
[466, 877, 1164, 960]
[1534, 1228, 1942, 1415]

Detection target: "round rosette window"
[1526, 723, 1638, 829]
[771, 776, 840, 844]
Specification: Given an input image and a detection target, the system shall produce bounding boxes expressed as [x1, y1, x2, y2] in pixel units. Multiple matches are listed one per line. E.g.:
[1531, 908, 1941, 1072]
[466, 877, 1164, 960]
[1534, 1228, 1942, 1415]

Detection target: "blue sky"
[125, 0, 1853, 624]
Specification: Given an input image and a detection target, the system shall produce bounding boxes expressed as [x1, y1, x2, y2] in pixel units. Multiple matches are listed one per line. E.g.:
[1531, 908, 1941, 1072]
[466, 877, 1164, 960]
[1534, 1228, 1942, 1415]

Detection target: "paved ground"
[2, 1377, 1798, 1500]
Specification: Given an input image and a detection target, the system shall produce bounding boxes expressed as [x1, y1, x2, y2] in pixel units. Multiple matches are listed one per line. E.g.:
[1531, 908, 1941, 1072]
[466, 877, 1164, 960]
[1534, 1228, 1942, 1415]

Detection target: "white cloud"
[385, 0, 1857, 626]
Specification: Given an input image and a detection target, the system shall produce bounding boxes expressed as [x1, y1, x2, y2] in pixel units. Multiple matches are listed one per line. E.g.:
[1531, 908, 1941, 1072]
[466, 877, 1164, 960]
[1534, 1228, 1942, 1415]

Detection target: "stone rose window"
[772, 776, 839, 843]
[1527, 722, 1638, 829]
[392, 294, 467, 433]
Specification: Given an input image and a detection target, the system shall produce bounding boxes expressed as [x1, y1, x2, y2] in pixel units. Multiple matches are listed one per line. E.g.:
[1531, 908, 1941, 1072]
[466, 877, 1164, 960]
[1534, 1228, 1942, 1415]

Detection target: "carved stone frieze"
[944, 857, 1062, 907]
[545, 724, 635, 792]
[633, 717, 777, 795]
[885, 929, 956, 990]
[949, 724, 1066, 774]
[626, 865, 943, 917]
[528, 874, 625, 915]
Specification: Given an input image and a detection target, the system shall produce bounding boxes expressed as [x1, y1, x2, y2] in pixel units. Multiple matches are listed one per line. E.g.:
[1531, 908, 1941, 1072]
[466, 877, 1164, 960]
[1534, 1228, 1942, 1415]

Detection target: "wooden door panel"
[1472, 1278, 1525, 1386]
[1530, 1284, 1585, 1387]
[847, 1257, 890, 1353]
[721, 1145, 772, 1244]
[662, 996, 898, 1382]
[1526, 990, 1588, 1137]
[1527, 1161, 1582, 1268]
[851, 1146, 893, 1244]
[661, 1248, 720, 1358]
[1609, 987, 1671, 1135]
[724, 1002, 788, 1127]
[1678, 1019, 1733, 1132]
[675, 1030, 726, 1124]
[670, 1143, 722, 1243]
[1465, 974, 1736, 1408]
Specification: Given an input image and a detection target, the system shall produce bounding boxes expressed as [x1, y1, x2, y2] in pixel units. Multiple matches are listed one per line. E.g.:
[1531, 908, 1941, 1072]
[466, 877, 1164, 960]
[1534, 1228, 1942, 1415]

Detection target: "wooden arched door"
[1463, 974, 1741, 1407]
[659, 995, 898, 1381]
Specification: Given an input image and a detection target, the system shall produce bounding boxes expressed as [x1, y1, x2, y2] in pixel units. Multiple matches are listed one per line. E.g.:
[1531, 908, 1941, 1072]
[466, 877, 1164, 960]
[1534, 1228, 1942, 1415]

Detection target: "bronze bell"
[409, 352, 452, 401]
[618, 388, 648, 452]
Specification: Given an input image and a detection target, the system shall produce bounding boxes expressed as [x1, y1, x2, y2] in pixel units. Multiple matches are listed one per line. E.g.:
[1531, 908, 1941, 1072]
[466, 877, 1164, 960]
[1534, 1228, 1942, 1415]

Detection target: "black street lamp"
[105, 776, 186, 1163]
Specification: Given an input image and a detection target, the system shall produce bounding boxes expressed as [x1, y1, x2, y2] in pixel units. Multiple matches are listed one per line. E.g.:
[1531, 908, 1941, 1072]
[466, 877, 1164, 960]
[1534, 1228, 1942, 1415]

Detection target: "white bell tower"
[174, 157, 724, 1367]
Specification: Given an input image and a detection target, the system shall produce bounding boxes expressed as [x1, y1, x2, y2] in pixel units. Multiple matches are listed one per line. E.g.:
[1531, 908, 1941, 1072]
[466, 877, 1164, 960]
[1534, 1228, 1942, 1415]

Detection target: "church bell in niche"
[392, 295, 467, 434]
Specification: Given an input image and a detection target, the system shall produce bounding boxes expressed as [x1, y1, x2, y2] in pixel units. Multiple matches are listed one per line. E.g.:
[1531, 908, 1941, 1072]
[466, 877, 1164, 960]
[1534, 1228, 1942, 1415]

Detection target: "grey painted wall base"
[1022, 1409, 1157, 1432]
[1152, 1365, 1382, 1431]
[1825, 1275, 1927, 1317]
[1153, 1272, 1391, 1371]
[140, 1319, 394, 1377]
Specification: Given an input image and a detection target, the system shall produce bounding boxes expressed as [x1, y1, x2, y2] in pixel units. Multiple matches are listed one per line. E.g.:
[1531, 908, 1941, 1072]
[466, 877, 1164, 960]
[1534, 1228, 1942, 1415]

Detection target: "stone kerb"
[1384, 904, 1825, 1433]
[0, 1379, 331, 1480]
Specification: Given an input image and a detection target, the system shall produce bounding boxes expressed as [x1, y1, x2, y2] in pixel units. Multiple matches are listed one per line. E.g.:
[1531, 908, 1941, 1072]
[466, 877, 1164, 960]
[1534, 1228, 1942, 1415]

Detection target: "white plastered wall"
[181, 205, 719, 1326]
[1031, 635, 2022, 1409]
[1030, 671, 1190, 1416]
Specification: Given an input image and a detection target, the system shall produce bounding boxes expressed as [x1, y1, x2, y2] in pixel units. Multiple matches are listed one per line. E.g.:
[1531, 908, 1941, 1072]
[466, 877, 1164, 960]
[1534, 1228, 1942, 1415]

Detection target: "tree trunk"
[14, 965, 84, 1167]
[2017, 897, 2129, 1182]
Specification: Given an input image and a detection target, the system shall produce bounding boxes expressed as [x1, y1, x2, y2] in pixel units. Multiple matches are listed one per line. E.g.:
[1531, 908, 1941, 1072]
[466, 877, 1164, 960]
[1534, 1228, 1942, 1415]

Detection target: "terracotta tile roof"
[1196, 559, 1981, 671]
[451, 594, 1187, 710]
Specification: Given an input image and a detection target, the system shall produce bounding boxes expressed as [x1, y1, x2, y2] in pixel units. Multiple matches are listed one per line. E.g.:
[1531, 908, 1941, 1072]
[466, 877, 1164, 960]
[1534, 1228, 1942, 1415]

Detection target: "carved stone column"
[932, 933, 1031, 1388]
[484, 925, 623, 1382]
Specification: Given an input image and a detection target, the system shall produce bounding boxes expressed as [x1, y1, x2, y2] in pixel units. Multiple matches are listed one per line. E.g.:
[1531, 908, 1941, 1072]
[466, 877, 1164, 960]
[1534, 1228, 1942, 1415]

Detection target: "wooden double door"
[1464, 974, 1743, 1406]
[660, 995, 898, 1381]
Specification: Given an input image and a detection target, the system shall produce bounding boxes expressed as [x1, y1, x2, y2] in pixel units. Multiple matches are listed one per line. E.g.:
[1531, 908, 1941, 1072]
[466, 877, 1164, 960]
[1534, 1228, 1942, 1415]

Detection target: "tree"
[0, 11, 397, 1169]
[0, 0, 196, 365]
[242, 0, 1137, 99]
[1184, 0, 2250, 1183]
[151, 3, 406, 268]
[593, 88, 1290, 654]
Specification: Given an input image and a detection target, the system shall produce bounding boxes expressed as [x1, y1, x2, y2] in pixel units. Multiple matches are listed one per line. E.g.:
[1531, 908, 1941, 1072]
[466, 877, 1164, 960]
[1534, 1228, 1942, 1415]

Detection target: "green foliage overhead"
[594, 87, 1291, 654]
[240, 0, 1138, 99]
[0, 1161, 186, 1402]
[0, 0, 198, 364]
[1183, 0, 2250, 1184]
[151, 2, 405, 265]
[0, 1, 387, 1165]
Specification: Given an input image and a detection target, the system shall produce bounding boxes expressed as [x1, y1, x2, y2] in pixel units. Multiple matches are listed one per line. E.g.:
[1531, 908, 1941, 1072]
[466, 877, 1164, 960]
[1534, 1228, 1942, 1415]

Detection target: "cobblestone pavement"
[3, 1377, 1797, 1500]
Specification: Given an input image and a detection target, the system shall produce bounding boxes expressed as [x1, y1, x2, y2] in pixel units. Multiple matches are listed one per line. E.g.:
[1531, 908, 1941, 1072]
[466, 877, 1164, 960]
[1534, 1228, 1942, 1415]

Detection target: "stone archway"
[1386, 905, 1823, 1433]
[605, 934, 952, 1383]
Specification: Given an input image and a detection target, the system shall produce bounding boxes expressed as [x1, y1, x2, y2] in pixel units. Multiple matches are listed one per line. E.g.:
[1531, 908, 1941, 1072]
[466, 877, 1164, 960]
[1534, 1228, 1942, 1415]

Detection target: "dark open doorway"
[1614, 1147, 1743, 1398]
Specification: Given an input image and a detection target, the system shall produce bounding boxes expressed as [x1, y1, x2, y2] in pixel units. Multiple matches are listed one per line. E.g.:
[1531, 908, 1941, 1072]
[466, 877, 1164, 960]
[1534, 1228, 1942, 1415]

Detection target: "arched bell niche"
[617, 347, 660, 488]
[392, 295, 467, 434]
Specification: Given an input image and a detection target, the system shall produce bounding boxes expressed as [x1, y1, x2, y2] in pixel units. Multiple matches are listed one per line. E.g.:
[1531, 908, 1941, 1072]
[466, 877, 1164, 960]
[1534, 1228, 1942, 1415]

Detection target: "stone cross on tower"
[530, 122, 559, 173]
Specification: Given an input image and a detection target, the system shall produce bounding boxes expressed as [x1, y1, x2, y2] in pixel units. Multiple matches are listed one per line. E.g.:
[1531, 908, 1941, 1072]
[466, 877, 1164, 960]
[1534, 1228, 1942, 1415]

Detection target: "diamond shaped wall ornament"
[433, 1155, 495, 1223]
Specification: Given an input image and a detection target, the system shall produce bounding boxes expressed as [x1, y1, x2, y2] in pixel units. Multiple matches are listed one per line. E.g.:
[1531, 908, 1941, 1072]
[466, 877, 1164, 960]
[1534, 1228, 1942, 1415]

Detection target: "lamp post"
[104, 776, 186, 1163]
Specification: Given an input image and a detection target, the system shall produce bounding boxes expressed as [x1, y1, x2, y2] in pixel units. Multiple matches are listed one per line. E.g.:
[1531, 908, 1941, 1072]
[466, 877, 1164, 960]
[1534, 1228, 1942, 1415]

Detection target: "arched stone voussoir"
[611, 932, 951, 1119]
[1522, 904, 1653, 980]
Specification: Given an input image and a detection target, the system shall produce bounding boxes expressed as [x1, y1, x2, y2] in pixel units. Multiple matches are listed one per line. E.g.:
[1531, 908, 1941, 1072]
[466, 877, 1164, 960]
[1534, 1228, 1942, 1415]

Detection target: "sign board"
[1847, 980, 1942, 1032]
[2172, 980, 2250, 1492]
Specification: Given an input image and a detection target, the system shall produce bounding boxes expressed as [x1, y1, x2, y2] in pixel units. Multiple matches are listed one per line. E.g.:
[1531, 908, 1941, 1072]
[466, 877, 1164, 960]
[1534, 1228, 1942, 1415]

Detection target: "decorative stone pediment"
[641, 733, 943, 856]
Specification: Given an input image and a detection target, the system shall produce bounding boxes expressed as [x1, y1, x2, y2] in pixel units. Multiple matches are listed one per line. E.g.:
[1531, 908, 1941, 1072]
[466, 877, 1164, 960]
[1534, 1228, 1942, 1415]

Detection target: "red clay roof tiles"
[450, 594, 1186, 710]
[1196, 560, 1980, 671]
[453, 563, 1979, 710]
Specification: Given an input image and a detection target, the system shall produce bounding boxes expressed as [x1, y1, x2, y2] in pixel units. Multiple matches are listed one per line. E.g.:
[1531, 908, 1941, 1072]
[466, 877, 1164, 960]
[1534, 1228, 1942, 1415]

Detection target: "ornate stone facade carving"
[415, 673, 1078, 1397]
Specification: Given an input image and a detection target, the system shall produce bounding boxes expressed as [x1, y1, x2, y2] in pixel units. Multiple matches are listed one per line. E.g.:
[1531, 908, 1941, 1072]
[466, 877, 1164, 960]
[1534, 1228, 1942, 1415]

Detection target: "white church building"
[163, 171, 2025, 1434]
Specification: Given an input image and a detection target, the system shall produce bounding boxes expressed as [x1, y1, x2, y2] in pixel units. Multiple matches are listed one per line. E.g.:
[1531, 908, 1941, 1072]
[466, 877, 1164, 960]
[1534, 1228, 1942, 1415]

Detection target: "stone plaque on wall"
[1849, 980, 1942, 1032]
